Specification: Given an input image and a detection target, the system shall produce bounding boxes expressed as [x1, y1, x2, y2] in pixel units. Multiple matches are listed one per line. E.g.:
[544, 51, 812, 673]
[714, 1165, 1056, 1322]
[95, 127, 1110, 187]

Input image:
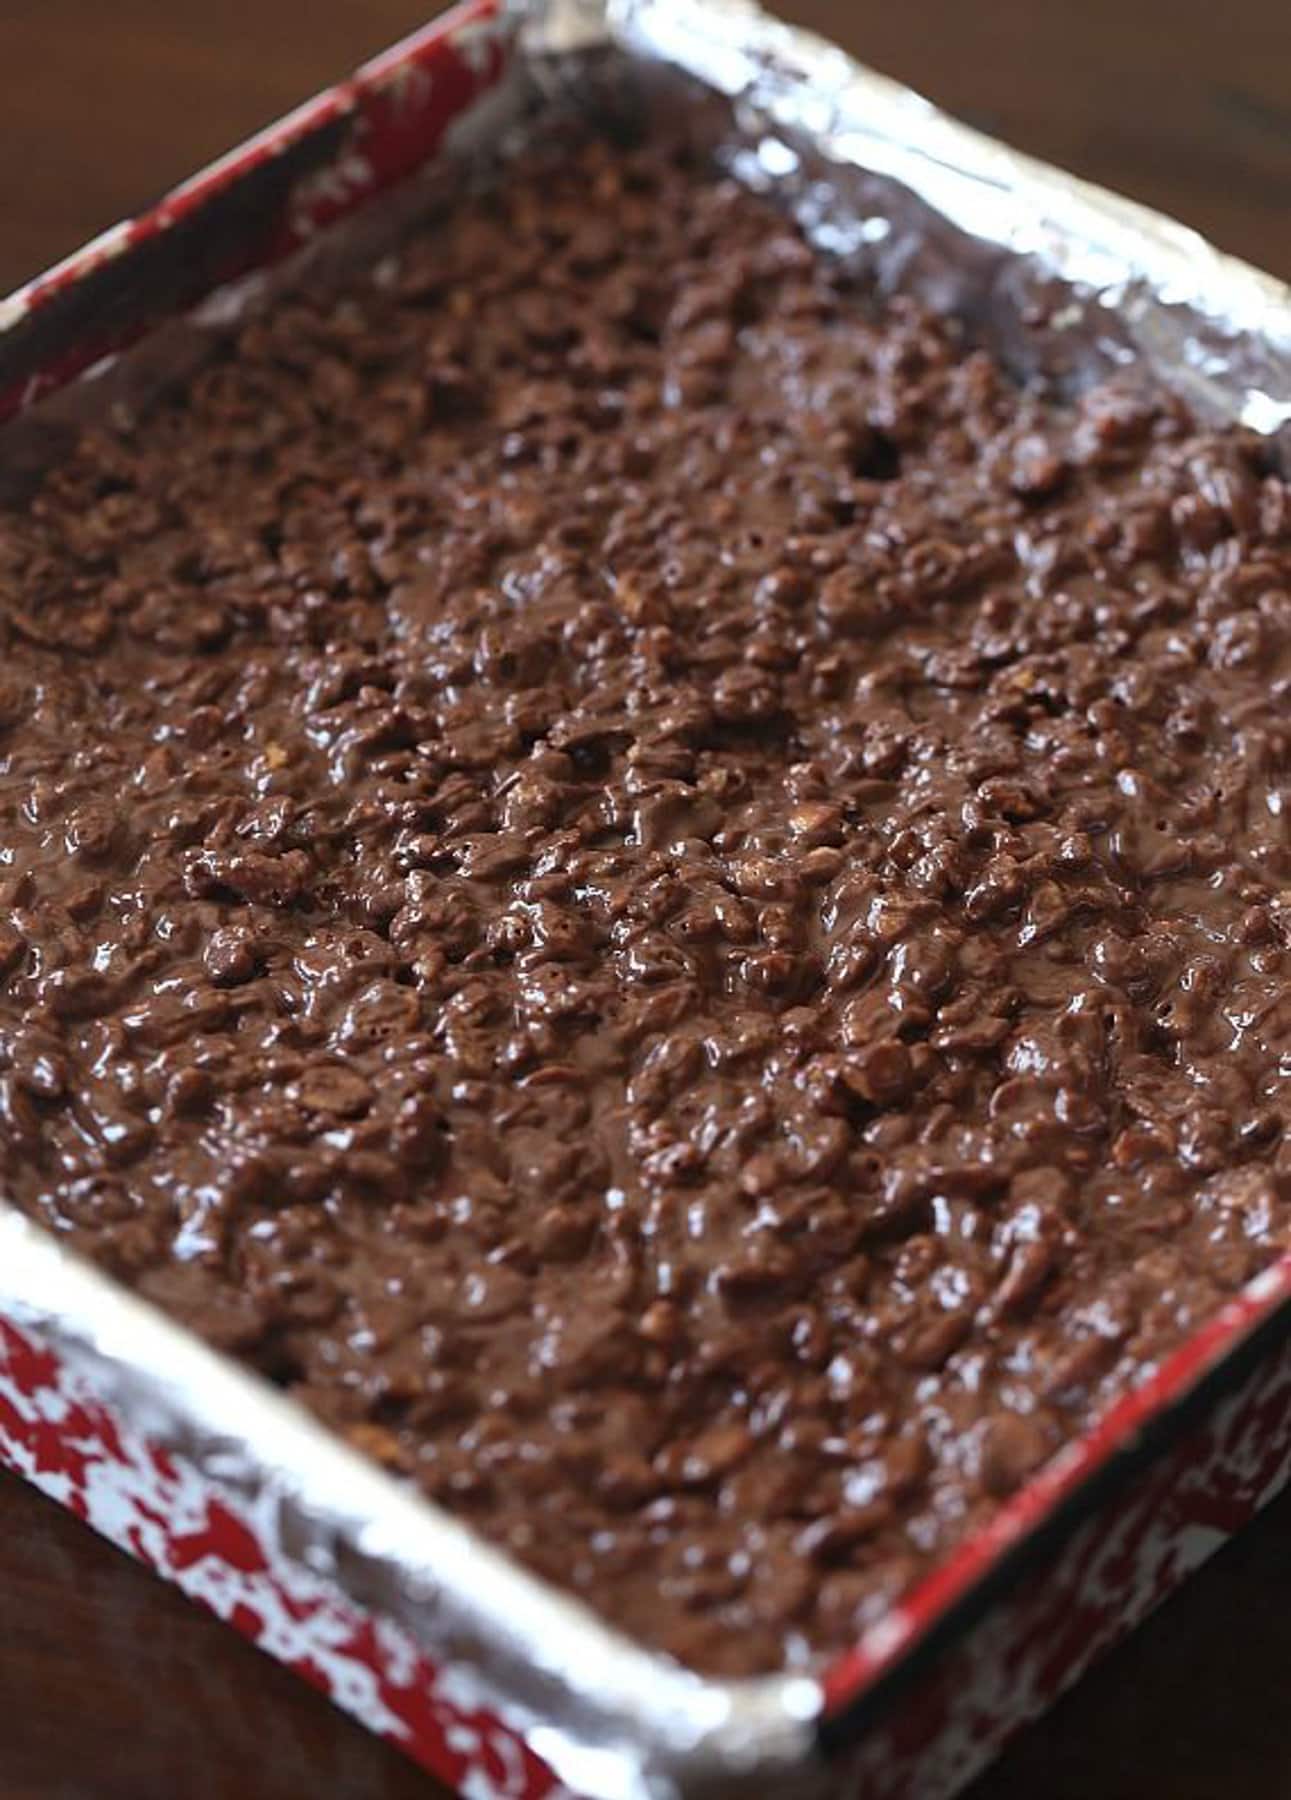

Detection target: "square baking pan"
[0, 3, 1289, 1797]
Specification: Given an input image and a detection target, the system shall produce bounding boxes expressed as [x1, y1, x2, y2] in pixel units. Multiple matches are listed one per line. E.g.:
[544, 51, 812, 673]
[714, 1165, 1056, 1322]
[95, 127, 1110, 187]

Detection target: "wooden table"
[0, 5, 1288, 1796]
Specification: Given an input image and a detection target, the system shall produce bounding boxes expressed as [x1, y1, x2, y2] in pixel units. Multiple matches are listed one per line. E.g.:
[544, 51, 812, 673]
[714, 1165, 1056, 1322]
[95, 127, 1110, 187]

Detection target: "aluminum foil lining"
[527, 0, 1291, 455]
[0, 1214, 825, 1800]
[4, 3, 1291, 1798]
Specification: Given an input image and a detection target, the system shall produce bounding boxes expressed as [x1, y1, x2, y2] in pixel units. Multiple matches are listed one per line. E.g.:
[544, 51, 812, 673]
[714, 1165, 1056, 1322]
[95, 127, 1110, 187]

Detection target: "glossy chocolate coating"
[1, 134, 1289, 1674]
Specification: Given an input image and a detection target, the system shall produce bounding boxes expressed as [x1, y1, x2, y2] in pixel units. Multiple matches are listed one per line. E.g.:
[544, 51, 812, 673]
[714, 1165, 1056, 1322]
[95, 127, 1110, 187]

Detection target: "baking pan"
[0, 3, 1289, 1796]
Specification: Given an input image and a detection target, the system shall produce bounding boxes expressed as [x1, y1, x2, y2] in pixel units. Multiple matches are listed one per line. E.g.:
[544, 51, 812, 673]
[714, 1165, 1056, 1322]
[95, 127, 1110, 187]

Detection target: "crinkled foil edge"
[4, 3, 1291, 1799]
[0, 1216, 824, 1800]
[591, 0, 1291, 447]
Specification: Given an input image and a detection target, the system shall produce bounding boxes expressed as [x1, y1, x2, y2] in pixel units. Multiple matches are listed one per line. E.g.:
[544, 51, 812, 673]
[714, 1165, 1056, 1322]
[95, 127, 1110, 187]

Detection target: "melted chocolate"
[1, 135, 1289, 1675]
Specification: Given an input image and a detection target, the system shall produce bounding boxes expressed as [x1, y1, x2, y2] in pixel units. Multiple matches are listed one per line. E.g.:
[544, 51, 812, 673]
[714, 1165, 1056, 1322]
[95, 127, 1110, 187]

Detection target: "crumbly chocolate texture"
[1, 133, 1290, 1676]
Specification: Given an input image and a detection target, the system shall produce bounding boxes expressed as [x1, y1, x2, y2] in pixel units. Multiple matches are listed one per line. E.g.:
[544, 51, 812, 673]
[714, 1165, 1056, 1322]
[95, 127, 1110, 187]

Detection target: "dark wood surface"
[0, 5, 1289, 1797]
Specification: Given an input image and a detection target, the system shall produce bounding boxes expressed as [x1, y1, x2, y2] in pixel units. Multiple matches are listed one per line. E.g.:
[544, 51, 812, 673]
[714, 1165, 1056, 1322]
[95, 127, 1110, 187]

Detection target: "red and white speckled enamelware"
[0, 0, 515, 420]
[0, 1312, 563, 1800]
[0, 3, 1288, 1796]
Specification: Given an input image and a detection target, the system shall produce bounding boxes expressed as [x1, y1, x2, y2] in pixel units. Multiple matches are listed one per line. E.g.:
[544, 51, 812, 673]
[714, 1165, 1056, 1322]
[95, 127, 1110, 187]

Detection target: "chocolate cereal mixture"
[1, 133, 1290, 1676]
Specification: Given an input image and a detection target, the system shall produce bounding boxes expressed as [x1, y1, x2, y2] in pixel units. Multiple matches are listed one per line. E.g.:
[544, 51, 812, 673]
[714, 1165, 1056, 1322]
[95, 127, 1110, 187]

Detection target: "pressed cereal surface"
[1, 134, 1289, 1675]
